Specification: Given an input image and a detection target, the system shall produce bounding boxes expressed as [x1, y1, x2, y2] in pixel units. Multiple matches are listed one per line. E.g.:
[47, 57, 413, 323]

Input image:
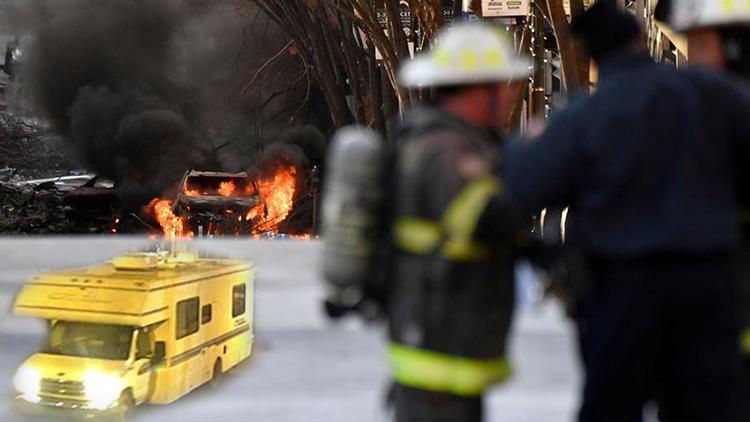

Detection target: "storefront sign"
[563, 0, 594, 16]
[482, 0, 530, 17]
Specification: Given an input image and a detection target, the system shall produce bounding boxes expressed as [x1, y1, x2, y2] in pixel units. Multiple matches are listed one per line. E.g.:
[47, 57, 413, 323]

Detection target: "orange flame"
[184, 181, 240, 197]
[218, 181, 237, 197]
[146, 198, 192, 239]
[145, 162, 300, 238]
[290, 234, 313, 240]
[246, 163, 298, 233]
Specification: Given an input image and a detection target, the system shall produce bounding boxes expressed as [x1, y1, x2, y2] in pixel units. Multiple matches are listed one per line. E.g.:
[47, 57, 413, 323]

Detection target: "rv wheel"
[210, 359, 222, 388]
[118, 390, 135, 421]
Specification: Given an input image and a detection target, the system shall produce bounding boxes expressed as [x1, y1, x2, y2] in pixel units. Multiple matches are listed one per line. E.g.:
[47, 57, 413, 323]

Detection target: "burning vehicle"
[146, 159, 306, 239]
[172, 170, 260, 236]
[0, 1, 328, 237]
[176, 170, 259, 210]
[12, 248, 254, 420]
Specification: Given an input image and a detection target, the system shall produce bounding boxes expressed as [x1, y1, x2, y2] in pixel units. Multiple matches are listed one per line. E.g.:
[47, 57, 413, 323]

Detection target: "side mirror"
[152, 342, 166, 365]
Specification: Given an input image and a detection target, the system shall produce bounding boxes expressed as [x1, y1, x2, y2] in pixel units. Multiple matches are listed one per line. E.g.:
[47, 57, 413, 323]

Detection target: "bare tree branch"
[241, 40, 295, 94]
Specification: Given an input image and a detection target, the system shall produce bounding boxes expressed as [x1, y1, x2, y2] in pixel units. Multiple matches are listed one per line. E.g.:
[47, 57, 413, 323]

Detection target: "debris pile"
[0, 113, 36, 141]
[0, 2, 327, 236]
[0, 118, 81, 183]
[0, 183, 72, 233]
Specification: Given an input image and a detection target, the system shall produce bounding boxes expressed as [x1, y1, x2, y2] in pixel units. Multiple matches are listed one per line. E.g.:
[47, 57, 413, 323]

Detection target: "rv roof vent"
[112, 253, 160, 271]
[169, 251, 198, 264]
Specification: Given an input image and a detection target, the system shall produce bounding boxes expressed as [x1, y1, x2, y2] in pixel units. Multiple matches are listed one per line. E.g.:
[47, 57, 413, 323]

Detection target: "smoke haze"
[18, 0, 324, 209]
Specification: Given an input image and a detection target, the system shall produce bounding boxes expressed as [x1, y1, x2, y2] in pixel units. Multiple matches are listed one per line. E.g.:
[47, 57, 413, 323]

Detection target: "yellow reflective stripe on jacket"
[389, 343, 511, 397]
[394, 218, 442, 255]
[741, 329, 750, 356]
[395, 217, 492, 261]
[442, 176, 501, 241]
[394, 176, 501, 261]
[441, 239, 492, 261]
[740, 208, 750, 224]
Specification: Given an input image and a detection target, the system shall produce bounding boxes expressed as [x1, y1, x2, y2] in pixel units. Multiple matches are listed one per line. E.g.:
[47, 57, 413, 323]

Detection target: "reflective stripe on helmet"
[389, 343, 511, 397]
[399, 22, 531, 88]
[741, 328, 750, 356]
[671, 0, 750, 31]
[721, 0, 750, 13]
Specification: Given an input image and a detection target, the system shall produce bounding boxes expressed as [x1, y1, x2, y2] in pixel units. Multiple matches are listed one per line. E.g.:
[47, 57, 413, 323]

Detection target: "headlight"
[13, 365, 41, 399]
[83, 371, 122, 410]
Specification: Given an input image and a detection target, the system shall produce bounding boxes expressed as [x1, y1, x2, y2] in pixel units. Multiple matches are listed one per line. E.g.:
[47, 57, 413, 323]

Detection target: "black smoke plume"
[18, 0, 325, 209]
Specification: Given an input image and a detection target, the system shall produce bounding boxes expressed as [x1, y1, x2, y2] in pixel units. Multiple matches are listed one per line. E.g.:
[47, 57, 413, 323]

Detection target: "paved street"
[0, 237, 580, 421]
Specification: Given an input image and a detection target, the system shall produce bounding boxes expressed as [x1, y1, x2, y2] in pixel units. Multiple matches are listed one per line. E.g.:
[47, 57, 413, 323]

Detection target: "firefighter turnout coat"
[387, 106, 518, 397]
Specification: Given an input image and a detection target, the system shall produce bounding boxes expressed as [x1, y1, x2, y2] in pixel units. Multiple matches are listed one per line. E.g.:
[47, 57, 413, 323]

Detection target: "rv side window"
[232, 284, 246, 317]
[176, 297, 200, 339]
[201, 304, 212, 324]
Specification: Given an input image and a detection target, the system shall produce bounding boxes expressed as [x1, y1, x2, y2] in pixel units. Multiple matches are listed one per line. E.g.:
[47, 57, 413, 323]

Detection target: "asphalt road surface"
[0, 237, 580, 421]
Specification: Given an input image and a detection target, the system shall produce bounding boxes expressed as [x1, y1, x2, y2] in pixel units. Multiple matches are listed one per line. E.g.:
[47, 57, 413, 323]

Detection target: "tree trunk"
[250, 0, 450, 134]
[531, 7, 546, 119]
[635, 0, 646, 29]
[507, 25, 531, 132]
[543, 0, 583, 93]
[367, 53, 386, 133]
[569, 0, 589, 91]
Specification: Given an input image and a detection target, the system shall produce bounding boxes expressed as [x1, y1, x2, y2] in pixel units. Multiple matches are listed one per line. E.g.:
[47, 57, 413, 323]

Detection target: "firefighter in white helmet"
[668, 0, 750, 75]
[384, 22, 529, 421]
[502, 1, 750, 420]
[668, 0, 750, 403]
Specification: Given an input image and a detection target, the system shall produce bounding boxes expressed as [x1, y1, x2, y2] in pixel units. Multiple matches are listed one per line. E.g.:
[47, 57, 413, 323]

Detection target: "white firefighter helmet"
[670, 0, 750, 32]
[398, 22, 531, 88]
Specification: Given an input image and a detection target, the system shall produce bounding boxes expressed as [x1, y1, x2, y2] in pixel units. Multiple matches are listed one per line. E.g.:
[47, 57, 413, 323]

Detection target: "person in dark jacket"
[505, 2, 750, 420]
[666, 0, 750, 408]
[387, 22, 530, 422]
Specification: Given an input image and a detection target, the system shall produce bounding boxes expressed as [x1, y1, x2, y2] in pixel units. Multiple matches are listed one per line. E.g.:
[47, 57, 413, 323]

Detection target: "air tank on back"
[321, 126, 384, 314]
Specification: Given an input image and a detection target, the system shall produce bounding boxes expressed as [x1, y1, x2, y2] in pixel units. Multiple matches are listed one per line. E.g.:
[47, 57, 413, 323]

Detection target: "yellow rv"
[11, 250, 254, 420]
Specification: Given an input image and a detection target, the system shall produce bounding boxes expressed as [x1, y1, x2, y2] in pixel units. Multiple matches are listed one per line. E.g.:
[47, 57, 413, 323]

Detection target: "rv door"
[131, 328, 155, 403]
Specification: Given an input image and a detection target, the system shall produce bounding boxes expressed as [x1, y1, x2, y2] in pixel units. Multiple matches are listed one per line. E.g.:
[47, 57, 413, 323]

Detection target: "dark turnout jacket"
[505, 52, 750, 258]
[384, 107, 523, 401]
[388, 107, 515, 359]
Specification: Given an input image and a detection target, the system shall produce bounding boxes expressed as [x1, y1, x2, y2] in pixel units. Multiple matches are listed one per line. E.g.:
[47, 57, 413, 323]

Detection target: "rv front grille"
[39, 378, 85, 398]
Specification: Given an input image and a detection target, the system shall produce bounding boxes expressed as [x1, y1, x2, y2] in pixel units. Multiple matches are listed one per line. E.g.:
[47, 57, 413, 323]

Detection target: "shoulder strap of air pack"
[367, 112, 497, 308]
[364, 115, 452, 311]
